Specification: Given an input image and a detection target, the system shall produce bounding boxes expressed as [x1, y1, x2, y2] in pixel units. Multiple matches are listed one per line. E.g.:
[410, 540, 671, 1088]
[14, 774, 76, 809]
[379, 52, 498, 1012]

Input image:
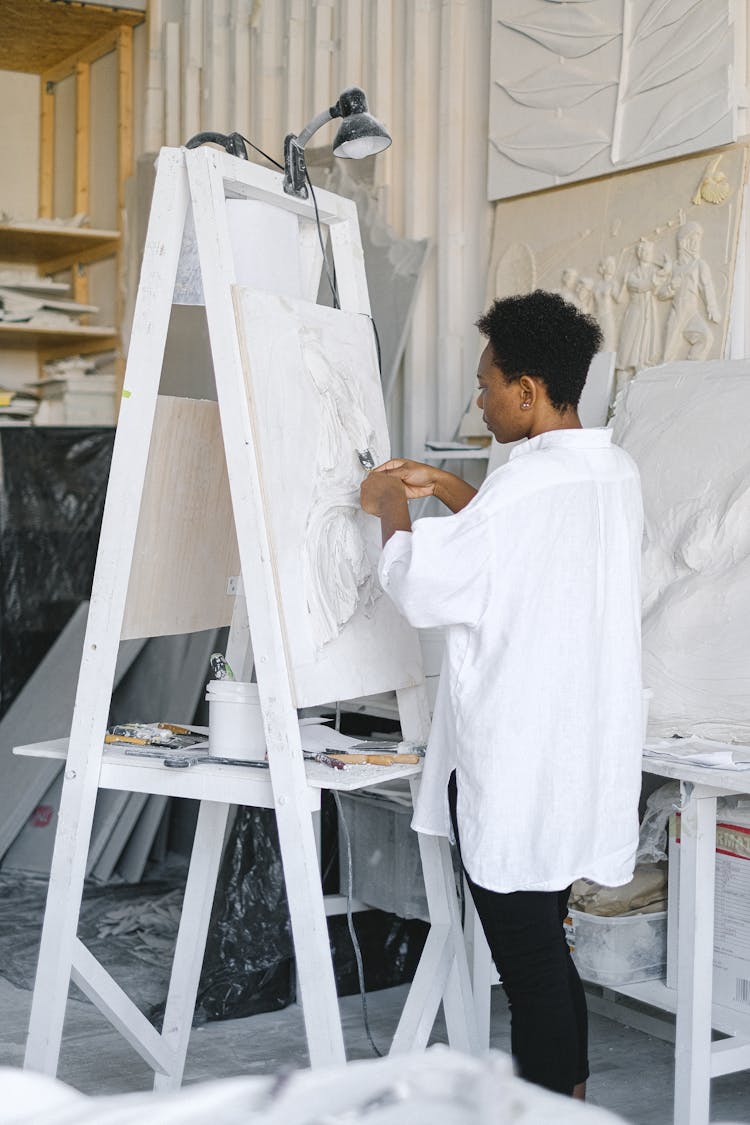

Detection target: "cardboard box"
[667, 808, 750, 1014]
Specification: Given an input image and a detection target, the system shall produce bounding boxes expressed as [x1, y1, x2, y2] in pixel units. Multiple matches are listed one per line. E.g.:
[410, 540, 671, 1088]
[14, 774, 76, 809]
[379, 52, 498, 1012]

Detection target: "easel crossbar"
[71, 938, 176, 1075]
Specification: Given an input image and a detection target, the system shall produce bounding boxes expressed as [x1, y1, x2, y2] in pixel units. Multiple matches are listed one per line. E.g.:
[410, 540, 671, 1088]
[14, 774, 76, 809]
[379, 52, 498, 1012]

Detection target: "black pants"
[448, 771, 589, 1096]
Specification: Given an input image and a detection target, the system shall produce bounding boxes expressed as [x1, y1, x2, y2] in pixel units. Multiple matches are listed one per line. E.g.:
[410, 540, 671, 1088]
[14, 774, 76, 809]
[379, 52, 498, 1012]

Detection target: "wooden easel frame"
[22, 146, 478, 1087]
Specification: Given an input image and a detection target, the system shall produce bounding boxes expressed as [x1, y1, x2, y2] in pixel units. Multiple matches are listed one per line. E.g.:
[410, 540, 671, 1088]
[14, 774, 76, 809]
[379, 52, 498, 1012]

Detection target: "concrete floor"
[1, 974, 749, 1122]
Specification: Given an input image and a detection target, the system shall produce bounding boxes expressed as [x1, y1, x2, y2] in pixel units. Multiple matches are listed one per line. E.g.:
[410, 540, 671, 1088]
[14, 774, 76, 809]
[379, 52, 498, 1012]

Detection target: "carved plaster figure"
[658, 221, 720, 362]
[576, 276, 594, 316]
[556, 268, 581, 309]
[300, 328, 380, 648]
[692, 154, 731, 206]
[592, 257, 619, 351]
[615, 238, 663, 391]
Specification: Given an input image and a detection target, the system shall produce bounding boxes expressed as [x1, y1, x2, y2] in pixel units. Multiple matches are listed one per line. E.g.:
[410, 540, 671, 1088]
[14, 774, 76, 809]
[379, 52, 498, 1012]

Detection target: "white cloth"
[379, 428, 643, 892]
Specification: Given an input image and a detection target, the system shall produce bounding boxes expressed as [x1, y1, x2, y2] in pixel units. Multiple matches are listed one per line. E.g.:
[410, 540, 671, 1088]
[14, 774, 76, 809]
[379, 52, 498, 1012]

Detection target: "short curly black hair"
[475, 290, 603, 411]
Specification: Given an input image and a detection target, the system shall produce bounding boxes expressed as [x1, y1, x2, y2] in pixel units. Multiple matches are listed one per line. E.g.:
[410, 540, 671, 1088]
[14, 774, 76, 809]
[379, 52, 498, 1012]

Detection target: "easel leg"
[391, 782, 479, 1056]
[464, 884, 493, 1051]
[673, 784, 716, 1125]
[26, 148, 191, 1078]
[24, 771, 101, 1074]
[155, 799, 231, 1091]
[274, 798, 347, 1067]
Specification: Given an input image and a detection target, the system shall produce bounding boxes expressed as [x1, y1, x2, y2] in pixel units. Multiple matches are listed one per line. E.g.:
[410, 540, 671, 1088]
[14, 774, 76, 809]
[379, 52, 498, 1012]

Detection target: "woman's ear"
[519, 375, 536, 410]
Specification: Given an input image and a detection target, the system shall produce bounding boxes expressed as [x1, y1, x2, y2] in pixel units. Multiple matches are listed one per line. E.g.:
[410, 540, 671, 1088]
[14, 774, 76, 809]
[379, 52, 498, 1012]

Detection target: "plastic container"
[336, 790, 463, 922]
[337, 791, 429, 921]
[565, 908, 667, 987]
[205, 679, 266, 761]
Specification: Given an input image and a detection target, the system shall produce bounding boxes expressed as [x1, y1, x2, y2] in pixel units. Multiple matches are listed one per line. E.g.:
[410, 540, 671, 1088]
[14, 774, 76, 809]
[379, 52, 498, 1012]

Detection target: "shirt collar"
[508, 427, 613, 461]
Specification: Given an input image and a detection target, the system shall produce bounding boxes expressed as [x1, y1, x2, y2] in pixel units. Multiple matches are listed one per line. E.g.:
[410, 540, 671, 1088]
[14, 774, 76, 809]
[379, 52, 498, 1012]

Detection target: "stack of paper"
[644, 736, 750, 769]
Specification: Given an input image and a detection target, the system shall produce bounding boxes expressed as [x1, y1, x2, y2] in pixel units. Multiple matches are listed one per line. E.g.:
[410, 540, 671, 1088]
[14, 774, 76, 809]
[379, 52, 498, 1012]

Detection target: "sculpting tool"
[349, 741, 426, 755]
[356, 448, 376, 470]
[122, 747, 269, 769]
[324, 751, 421, 765]
[302, 749, 346, 770]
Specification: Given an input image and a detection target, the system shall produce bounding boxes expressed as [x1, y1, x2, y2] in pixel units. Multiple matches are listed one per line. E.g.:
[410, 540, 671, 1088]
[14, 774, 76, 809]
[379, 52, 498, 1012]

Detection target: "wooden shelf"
[0, 323, 117, 350]
[0, 224, 120, 266]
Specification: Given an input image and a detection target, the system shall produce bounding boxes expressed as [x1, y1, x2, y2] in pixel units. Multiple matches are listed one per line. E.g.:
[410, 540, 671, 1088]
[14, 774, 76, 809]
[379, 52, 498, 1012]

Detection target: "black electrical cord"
[334, 702, 383, 1058]
[237, 133, 340, 311]
[371, 314, 382, 376]
[236, 133, 284, 171]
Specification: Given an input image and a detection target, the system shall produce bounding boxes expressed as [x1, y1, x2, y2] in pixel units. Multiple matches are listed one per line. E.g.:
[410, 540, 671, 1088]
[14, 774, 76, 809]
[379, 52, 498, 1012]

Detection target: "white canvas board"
[233, 287, 424, 709]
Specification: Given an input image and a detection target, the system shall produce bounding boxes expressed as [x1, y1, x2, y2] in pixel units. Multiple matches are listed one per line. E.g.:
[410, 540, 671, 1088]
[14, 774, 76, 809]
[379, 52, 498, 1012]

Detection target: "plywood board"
[1, 780, 131, 878]
[233, 288, 423, 709]
[116, 795, 169, 884]
[121, 396, 240, 640]
[90, 792, 149, 883]
[0, 605, 144, 860]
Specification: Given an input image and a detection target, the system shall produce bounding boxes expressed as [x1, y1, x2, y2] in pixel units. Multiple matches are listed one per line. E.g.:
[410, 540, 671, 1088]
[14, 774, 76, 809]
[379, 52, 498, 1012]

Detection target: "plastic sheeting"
[0, 427, 115, 716]
[197, 804, 429, 1022]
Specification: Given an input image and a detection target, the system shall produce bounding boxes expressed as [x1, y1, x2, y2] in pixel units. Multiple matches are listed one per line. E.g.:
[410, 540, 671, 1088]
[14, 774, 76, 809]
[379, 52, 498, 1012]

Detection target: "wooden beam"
[117, 26, 134, 210]
[39, 76, 55, 219]
[37, 334, 119, 365]
[117, 24, 134, 388]
[42, 29, 120, 85]
[39, 239, 119, 277]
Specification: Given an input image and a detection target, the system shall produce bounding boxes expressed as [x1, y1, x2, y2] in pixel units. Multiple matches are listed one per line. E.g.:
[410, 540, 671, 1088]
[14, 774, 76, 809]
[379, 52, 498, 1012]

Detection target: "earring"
[521, 401, 531, 409]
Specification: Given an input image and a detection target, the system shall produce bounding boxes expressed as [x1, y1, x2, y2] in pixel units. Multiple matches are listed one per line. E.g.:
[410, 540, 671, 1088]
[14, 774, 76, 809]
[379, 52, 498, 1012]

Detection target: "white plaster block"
[612, 359, 750, 741]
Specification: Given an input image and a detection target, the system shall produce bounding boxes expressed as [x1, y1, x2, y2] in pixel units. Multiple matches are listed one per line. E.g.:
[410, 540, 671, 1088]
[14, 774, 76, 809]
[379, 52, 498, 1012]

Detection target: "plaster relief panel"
[232, 288, 423, 709]
[489, 0, 738, 200]
[486, 145, 747, 399]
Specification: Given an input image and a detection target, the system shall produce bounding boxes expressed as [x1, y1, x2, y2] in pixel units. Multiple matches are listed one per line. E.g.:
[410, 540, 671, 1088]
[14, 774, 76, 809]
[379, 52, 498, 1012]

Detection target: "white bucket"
[205, 680, 266, 761]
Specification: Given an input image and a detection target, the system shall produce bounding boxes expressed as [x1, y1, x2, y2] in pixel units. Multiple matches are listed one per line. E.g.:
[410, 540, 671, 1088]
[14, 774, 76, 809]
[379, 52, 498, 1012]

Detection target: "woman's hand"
[371, 459, 439, 499]
[360, 471, 408, 516]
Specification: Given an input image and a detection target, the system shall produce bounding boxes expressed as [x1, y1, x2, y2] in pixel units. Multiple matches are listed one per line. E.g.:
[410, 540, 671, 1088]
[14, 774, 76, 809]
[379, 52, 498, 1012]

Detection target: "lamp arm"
[295, 104, 341, 150]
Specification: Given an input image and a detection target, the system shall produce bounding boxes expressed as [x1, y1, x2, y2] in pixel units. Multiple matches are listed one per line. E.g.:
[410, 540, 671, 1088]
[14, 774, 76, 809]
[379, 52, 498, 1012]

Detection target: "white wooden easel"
[21, 146, 478, 1088]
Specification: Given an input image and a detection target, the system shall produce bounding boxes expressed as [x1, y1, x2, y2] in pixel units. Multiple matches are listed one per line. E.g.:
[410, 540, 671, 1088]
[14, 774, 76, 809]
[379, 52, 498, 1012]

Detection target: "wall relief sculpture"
[489, 0, 740, 200]
[458, 146, 748, 439]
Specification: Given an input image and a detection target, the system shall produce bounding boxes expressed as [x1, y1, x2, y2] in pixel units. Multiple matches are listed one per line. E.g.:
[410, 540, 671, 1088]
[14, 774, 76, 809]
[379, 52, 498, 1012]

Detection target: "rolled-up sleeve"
[378, 506, 491, 628]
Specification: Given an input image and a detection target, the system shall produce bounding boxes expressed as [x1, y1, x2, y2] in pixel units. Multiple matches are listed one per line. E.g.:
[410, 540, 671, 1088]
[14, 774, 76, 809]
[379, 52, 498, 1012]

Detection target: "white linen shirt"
[378, 428, 643, 893]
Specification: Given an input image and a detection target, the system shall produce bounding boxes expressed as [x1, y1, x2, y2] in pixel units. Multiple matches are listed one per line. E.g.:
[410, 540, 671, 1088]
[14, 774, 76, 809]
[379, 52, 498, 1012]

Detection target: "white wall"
[0, 70, 41, 388]
[0, 70, 39, 220]
[136, 0, 494, 458]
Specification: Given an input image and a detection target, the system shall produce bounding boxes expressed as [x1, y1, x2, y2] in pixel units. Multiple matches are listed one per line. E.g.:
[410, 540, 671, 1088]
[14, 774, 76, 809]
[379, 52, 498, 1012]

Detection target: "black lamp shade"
[333, 114, 392, 159]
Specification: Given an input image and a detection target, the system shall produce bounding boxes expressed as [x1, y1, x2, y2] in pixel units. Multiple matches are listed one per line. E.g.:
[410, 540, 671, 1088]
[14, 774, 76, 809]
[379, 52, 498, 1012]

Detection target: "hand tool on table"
[323, 751, 422, 765]
[120, 746, 269, 769]
[302, 749, 346, 770]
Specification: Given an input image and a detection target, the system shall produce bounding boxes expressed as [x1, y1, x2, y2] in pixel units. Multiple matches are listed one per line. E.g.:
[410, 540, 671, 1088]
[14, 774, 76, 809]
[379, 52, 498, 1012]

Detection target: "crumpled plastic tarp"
[0, 426, 115, 717]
